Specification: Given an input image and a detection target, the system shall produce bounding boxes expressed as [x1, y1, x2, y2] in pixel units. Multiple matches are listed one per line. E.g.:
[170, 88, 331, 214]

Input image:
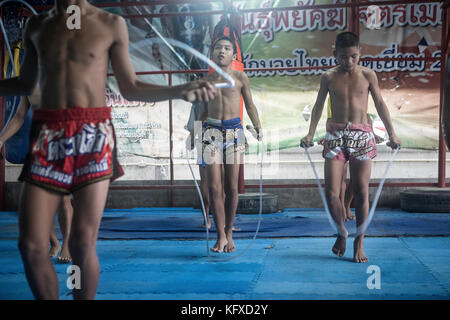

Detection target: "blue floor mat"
[1, 208, 449, 240]
[1, 208, 449, 300]
[1, 237, 449, 300]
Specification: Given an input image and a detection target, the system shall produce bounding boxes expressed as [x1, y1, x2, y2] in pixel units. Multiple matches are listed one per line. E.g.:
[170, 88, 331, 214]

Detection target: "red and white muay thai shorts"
[322, 121, 377, 163]
[19, 107, 124, 194]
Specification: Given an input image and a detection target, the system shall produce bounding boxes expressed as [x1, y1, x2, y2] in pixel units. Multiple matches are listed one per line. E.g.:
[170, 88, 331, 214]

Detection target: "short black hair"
[213, 36, 237, 54]
[335, 32, 360, 49]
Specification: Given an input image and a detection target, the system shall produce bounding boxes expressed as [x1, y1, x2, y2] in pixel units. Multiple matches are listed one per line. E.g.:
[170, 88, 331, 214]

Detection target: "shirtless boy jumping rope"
[0, 0, 216, 299]
[198, 37, 262, 253]
[301, 32, 401, 263]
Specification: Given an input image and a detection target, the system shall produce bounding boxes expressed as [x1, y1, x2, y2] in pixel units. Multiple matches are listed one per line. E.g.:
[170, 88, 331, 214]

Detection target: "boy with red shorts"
[0, 0, 216, 299]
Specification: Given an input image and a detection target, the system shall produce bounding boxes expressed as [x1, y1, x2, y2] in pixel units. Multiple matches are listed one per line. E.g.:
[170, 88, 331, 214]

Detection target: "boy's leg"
[349, 160, 372, 263]
[49, 224, 61, 258]
[221, 164, 226, 203]
[223, 153, 242, 253]
[339, 163, 347, 221]
[206, 163, 227, 252]
[18, 183, 61, 299]
[344, 176, 355, 221]
[70, 179, 109, 299]
[324, 159, 348, 257]
[199, 166, 211, 229]
[57, 195, 73, 263]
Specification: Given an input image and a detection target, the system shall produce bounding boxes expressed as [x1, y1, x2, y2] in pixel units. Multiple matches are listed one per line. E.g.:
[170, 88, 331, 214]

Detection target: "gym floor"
[0, 208, 449, 300]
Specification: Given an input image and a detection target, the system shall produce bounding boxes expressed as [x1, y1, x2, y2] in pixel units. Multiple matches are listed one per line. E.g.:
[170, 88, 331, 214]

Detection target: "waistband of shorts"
[326, 121, 372, 132]
[205, 117, 242, 129]
[33, 107, 111, 121]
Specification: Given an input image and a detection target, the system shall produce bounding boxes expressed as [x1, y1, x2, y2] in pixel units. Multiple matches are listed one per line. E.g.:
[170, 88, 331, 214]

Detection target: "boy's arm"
[27, 85, 41, 107]
[0, 97, 31, 149]
[240, 73, 262, 139]
[367, 113, 385, 144]
[368, 70, 401, 149]
[300, 74, 328, 147]
[0, 16, 38, 96]
[109, 16, 216, 103]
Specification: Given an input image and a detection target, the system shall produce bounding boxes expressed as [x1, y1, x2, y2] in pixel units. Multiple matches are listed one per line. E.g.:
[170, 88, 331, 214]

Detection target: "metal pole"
[438, 1, 449, 187]
[169, 72, 174, 205]
[0, 7, 5, 210]
[350, 0, 360, 35]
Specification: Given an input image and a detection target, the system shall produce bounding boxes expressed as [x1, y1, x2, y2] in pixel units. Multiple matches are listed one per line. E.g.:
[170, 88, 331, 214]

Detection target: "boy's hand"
[181, 81, 216, 103]
[255, 127, 263, 141]
[387, 135, 402, 150]
[246, 125, 263, 141]
[300, 135, 314, 148]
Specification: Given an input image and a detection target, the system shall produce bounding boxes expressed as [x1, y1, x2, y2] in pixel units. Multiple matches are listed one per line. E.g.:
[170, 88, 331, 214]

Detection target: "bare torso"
[205, 69, 243, 120]
[327, 65, 372, 124]
[29, 4, 118, 109]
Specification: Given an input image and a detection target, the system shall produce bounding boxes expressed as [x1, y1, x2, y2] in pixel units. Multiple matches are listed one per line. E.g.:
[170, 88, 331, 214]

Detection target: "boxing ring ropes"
[0, 0, 448, 209]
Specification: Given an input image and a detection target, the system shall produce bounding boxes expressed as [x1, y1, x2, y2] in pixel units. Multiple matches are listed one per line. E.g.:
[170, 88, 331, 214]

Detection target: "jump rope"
[186, 126, 264, 261]
[0, 2, 263, 261]
[157, 38, 264, 261]
[136, 9, 264, 261]
[0, 2, 396, 256]
[138, 7, 400, 243]
[301, 141, 400, 238]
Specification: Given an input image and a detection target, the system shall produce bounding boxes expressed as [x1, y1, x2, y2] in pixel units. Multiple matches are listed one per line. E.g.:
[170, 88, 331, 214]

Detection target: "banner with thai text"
[236, 0, 444, 150]
[102, 0, 445, 173]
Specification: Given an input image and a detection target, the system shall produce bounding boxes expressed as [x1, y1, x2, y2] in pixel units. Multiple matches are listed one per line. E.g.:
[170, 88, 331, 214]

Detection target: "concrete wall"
[5, 147, 448, 210]
[5, 178, 442, 211]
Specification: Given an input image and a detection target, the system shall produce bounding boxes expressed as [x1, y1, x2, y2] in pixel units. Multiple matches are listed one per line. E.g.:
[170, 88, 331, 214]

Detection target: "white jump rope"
[0, 3, 261, 258]
[1, 3, 394, 246]
[135, 10, 264, 261]
[133, 5, 235, 91]
[1, 4, 261, 259]
[0, 1, 38, 137]
[302, 141, 400, 237]
[186, 126, 264, 261]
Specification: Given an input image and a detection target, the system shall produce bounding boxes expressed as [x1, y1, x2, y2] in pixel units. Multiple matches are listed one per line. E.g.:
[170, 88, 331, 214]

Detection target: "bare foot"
[200, 220, 212, 229]
[215, 226, 240, 231]
[345, 208, 355, 221]
[57, 246, 72, 264]
[332, 228, 348, 257]
[49, 242, 61, 258]
[211, 235, 227, 253]
[353, 235, 368, 263]
[224, 232, 235, 253]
